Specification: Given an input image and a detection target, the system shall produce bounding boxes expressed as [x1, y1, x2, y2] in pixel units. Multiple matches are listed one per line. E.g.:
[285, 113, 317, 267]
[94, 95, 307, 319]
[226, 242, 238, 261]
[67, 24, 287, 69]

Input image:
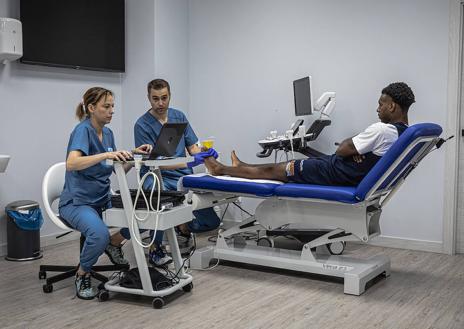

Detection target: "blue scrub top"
[59, 118, 117, 208]
[134, 108, 198, 185]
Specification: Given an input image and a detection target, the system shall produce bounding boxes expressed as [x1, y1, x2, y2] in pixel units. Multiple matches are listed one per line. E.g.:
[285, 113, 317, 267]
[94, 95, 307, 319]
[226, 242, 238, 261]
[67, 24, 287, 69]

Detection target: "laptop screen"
[145, 122, 188, 160]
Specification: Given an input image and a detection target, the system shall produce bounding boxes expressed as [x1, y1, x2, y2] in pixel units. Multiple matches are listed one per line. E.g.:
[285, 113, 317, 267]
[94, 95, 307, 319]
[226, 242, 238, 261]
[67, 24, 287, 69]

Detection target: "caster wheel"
[98, 290, 109, 302]
[257, 236, 274, 248]
[182, 282, 193, 292]
[43, 284, 53, 293]
[152, 297, 165, 309]
[328, 241, 346, 255]
[39, 271, 46, 280]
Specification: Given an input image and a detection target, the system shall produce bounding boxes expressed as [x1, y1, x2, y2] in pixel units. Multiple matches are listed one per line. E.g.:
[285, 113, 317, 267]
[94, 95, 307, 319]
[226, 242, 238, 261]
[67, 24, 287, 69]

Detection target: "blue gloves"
[205, 147, 218, 159]
[187, 148, 218, 168]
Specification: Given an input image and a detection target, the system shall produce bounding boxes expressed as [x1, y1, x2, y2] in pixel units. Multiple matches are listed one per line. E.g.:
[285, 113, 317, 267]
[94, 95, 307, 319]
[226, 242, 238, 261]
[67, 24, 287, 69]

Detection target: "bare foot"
[231, 150, 245, 167]
[204, 157, 224, 176]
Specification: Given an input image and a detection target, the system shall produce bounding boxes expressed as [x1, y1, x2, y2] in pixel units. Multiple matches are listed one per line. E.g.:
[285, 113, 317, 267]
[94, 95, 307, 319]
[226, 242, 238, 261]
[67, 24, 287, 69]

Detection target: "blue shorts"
[286, 157, 335, 185]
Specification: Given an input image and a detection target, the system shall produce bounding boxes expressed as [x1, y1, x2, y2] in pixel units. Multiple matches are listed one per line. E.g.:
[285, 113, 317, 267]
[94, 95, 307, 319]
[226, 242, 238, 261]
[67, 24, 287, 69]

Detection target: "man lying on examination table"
[203, 82, 415, 186]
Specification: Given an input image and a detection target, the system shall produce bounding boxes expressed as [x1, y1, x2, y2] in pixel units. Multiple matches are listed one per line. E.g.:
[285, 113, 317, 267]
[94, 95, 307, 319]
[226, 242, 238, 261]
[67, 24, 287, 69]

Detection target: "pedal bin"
[5, 200, 43, 261]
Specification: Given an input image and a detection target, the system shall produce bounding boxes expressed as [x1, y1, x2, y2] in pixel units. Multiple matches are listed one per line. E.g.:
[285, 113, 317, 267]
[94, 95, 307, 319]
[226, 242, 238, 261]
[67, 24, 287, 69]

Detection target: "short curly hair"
[382, 82, 415, 111]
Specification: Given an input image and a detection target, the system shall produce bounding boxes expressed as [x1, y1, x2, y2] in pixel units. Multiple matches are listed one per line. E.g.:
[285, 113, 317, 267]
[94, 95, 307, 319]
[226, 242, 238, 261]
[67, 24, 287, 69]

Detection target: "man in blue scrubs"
[117, 79, 220, 266]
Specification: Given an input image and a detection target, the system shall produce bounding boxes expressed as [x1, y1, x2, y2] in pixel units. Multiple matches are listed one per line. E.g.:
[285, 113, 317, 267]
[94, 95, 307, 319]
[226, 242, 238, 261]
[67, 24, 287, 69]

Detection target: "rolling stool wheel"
[43, 284, 53, 293]
[98, 290, 109, 302]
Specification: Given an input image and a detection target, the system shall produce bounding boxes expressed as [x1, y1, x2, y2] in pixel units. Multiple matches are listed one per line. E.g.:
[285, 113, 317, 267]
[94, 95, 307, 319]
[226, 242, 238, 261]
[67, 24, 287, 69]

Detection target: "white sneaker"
[148, 249, 173, 267]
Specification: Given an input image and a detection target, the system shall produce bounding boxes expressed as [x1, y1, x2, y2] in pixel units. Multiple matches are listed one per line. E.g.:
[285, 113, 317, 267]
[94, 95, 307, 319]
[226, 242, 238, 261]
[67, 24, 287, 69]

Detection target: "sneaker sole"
[75, 292, 97, 300]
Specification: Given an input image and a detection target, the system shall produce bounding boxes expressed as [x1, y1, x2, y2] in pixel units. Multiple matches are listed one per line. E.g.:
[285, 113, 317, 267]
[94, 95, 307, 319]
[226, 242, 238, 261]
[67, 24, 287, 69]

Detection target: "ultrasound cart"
[101, 157, 194, 309]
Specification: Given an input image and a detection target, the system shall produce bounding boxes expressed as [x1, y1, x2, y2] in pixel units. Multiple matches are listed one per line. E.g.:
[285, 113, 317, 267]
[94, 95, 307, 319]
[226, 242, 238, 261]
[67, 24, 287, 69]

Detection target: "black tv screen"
[20, 0, 125, 72]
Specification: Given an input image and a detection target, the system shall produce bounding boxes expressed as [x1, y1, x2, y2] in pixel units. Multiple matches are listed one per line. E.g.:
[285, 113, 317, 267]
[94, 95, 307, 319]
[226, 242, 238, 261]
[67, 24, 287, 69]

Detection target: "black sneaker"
[75, 274, 98, 300]
[105, 243, 129, 265]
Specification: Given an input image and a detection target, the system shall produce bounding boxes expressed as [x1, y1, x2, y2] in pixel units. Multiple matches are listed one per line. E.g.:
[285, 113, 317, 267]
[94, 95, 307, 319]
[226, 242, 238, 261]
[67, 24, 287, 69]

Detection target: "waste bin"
[5, 200, 43, 261]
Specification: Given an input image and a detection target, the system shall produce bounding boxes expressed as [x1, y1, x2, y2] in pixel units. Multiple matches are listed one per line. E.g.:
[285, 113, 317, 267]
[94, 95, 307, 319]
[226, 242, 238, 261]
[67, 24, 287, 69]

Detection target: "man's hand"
[335, 138, 359, 158]
[352, 154, 365, 163]
[187, 152, 209, 168]
[187, 148, 219, 168]
[204, 148, 218, 159]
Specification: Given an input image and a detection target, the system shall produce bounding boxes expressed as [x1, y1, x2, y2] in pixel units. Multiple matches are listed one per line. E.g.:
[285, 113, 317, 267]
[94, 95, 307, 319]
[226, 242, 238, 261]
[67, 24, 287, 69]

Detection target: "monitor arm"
[314, 92, 336, 119]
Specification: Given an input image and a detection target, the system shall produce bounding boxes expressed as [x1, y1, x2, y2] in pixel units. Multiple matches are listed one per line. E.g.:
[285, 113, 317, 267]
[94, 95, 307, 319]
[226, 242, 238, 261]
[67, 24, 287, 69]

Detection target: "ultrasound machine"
[257, 76, 336, 161]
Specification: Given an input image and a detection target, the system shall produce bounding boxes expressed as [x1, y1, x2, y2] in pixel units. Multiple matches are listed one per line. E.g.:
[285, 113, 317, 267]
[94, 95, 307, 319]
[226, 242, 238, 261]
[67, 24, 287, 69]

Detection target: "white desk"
[102, 157, 194, 308]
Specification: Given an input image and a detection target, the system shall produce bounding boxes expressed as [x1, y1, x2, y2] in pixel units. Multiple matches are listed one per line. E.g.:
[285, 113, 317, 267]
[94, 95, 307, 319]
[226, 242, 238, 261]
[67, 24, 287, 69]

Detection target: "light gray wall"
[122, 0, 189, 152]
[188, 0, 449, 242]
[120, 0, 155, 152]
[0, 1, 123, 252]
[154, 0, 189, 115]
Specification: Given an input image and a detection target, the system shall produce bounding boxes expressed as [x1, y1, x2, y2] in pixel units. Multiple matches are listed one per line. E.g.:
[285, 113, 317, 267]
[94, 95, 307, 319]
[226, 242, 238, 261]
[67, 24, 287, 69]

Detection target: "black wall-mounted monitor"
[293, 76, 313, 116]
[20, 0, 125, 72]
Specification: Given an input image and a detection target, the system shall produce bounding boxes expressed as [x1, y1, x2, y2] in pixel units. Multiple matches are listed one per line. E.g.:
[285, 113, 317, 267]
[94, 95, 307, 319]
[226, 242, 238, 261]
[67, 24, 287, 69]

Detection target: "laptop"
[139, 122, 188, 160]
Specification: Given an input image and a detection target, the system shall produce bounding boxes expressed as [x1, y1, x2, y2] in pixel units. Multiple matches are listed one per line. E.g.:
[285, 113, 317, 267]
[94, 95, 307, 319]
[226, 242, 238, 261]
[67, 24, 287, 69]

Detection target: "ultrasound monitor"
[293, 76, 313, 116]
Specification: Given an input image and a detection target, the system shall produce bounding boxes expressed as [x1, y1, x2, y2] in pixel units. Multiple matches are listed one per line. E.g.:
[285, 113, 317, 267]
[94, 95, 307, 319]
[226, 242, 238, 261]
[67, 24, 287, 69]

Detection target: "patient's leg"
[205, 156, 289, 182]
[231, 150, 286, 168]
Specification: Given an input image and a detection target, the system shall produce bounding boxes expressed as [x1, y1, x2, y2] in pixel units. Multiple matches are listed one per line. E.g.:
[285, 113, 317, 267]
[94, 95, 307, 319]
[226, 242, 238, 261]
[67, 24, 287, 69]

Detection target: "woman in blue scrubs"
[59, 87, 151, 300]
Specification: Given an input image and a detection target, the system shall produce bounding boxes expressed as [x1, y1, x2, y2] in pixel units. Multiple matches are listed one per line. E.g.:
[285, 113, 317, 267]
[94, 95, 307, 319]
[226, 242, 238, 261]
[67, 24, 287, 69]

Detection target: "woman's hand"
[133, 144, 152, 154]
[106, 150, 132, 162]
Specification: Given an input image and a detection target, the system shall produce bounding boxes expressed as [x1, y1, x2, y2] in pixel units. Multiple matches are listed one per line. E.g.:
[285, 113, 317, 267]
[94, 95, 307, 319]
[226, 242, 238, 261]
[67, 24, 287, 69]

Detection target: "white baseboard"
[365, 235, 443, 254]
[0, 230, 444, 257]
[0, 231, 81, 257]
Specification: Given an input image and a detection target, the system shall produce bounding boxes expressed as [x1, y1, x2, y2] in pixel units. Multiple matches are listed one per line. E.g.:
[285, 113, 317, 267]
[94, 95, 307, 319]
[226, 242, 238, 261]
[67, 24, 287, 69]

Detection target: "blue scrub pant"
[119, 175, 221, 244]
[59, 203, 109, 273]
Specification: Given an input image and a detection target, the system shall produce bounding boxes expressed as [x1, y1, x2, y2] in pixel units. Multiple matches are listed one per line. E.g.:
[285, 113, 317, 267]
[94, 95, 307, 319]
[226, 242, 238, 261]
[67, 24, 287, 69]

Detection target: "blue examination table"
[180, 123, 443, 295]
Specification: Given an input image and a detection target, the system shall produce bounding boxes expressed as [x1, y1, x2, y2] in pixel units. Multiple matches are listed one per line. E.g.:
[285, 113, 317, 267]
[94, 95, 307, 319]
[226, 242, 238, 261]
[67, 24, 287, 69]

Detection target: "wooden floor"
[0, 235, 463, 329]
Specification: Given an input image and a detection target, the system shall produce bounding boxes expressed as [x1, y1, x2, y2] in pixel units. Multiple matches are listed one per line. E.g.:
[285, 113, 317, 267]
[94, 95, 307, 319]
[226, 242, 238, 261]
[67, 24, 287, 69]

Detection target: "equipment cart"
[101, 158, 194, 308]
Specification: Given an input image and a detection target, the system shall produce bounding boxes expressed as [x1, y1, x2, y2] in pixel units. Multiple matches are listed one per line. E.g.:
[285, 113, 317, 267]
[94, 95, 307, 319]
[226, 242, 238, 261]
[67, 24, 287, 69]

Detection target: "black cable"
[207, 203, 231, 243]
[164, 233, 197, 284]
[221, 203, 229, 221]
[147, 231, 198, 288]
[232, 201, 254, 217]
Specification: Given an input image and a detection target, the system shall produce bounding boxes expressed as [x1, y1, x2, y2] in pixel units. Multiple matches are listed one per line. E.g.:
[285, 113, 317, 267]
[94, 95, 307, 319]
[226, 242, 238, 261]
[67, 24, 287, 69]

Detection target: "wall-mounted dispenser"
[0, 18, 22, 64]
